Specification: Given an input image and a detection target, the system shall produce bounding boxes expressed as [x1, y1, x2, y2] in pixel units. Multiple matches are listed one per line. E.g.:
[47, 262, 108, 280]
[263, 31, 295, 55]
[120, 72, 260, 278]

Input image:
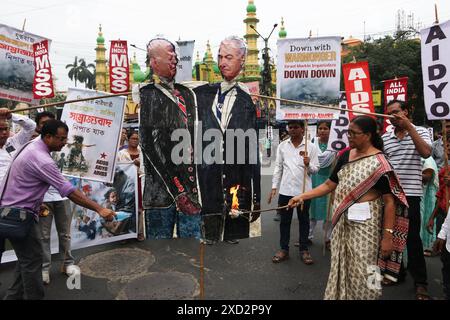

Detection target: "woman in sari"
[288, 116, 408, 300]
[309, 121, 336, 248]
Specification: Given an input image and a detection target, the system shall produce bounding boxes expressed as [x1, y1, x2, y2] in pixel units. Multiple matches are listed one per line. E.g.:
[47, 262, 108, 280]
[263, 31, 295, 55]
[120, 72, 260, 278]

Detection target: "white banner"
[60, 88, 126, 183]
[0, 23, 50, 104]
[1, 163, 138, 263]
[276, 36, 341, 120]
[176, 40, 195, 83]
[327, 93, 349, 152]
[421, 20, 450, 120]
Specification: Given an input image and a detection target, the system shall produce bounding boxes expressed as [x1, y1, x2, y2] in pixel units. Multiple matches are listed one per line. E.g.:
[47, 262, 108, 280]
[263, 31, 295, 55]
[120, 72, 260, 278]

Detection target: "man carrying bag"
[0, 119, 115, 300]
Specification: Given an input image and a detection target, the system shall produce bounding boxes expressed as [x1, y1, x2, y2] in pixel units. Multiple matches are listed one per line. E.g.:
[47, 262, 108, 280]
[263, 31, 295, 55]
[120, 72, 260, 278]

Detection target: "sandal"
[382, 278, 395, 286]
[272, 250, 289, 263]
[382, 276, 406, 286]
[300, 251, 314, 265]
[416, 286, 431, 300]
[137, 233, 145, 242]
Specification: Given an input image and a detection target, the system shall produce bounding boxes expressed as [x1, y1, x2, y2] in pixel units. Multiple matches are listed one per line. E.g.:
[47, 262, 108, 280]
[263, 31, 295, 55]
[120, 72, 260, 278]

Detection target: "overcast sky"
[2, 0, 449, 91]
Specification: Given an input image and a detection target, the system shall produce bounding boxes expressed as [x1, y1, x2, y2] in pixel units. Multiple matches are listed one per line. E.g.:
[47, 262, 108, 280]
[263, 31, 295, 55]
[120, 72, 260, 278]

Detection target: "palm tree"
[66, 57, 96, 89]
[77, 59, 96, 89]
[66, 56, 80, 87]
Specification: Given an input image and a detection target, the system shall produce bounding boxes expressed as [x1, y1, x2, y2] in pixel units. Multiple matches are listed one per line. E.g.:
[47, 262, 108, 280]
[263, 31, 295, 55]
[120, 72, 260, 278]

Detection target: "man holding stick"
[0, 119, 115, 300]
[268, 120, 319, 264]
[382, 99, 432, 300]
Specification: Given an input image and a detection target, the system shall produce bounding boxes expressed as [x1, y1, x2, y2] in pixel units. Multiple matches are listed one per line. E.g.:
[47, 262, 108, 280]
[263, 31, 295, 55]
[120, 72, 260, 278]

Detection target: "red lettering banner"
[32, 40, 55, 99]
[383, 77, 408, 133]
[342, 61, 374, 120]
[109, 40, 129, 94]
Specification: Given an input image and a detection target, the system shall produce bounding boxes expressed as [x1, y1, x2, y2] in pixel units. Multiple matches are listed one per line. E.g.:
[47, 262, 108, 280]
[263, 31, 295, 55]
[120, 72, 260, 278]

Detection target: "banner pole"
[301, 121, 308, 211]
[435, 3, 439, 24]
[251, 94, 394, 119]
[442, 121, 449, 212]
[13, 91, 132, 113]
[200, 241, 205, 299]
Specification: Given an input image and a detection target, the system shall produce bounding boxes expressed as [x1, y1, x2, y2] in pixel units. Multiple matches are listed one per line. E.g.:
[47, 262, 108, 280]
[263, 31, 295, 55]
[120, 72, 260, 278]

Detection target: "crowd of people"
[271, 102, 449, 300]
[0, 33, 449, 301]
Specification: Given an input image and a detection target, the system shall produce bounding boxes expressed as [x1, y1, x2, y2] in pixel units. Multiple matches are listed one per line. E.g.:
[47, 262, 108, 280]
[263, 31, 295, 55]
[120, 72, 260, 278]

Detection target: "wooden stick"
[443, 120, 449, 212]
[301, 121, 308, 211]
[241, 204, 290, 215]
[13, 91, 132, 113]
[251, 94, 394, 119]
[199, 242, 205, 300]
[435, 3, 439, 24]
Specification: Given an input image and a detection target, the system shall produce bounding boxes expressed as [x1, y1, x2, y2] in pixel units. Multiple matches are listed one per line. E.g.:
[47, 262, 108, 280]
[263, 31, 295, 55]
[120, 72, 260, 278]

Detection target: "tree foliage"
[66, 56, 96, 89]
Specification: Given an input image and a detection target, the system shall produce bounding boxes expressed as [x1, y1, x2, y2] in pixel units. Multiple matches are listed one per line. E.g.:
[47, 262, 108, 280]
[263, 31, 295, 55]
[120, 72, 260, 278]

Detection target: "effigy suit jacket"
[194, 83, 261, 217]
[139, 82, 200, 211]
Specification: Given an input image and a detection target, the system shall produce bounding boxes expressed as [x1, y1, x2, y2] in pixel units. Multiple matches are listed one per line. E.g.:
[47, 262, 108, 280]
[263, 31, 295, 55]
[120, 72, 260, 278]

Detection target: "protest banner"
[69, 162, 138, 249]
[342, 61, 374, 120]
[0, 23, 50, 104]
[32, 40, 55, 99]
[176, 40, 195, 83]
[421, 20, 450, 120]
[109, 40, 129, 94]
[383, 77, 408, 132]
[276, 36, 341, 120]
[327, 92, 349, 152]
[59, 88, 126, 183]
[1, 163, 138, 263]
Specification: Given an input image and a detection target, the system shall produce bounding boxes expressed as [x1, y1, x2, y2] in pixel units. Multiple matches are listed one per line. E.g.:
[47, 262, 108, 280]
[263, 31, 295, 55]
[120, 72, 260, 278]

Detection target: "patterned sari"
[324, 153, 408, 300]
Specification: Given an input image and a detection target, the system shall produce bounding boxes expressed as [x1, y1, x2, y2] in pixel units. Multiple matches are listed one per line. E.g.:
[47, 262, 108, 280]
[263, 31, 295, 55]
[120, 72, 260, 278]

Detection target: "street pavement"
[0, 175, 446, 300]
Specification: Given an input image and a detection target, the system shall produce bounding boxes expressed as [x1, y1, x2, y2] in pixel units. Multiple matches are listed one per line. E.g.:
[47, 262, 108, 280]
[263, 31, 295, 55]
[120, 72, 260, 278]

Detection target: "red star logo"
[100, 152, 107, 159]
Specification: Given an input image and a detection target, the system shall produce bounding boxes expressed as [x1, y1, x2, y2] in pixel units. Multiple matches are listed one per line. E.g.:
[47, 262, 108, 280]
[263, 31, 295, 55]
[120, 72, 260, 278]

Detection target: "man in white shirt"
[268, 120, 319, 265]
[434, 209, 450, 300]
[0, 107, 36, 264]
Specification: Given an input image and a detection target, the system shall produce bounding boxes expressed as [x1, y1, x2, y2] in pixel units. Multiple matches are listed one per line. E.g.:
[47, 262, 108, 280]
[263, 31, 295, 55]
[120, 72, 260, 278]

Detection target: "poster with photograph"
[276, 36, 341, 120]
[60, 88, 126, 183]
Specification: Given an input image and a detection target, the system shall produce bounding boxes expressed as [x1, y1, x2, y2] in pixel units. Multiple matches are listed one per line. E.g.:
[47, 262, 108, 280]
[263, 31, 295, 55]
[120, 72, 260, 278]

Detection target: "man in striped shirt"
[382, 99, 432, 300]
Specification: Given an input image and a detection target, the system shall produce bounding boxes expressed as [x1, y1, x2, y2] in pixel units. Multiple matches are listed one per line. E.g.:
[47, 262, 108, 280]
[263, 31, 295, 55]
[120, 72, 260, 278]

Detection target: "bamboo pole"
[241, 205, 289, 215]
[13, 91, 132, 113]
[443, 121, 449, 212]
[435, 3, 439, 24]
[251, 94, 394, 119]
[301, 121, 308, 211]
[199, 242, 205, 300]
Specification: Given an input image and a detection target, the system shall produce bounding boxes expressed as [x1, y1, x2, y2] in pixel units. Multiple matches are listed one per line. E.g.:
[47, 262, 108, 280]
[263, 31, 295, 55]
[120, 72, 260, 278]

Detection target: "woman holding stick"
[288, 116, 408, 300]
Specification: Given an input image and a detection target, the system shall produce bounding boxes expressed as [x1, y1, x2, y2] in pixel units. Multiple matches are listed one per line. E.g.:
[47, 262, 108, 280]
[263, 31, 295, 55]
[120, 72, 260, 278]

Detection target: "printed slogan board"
[421, 20, 450, 120]
[60, 88, 126, 183]
[276, 36, 341, 120]
[0, 23, 50, 104]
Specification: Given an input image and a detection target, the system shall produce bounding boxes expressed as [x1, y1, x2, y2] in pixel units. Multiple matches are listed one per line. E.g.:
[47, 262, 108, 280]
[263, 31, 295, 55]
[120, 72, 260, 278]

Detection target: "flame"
[230, 185, 240, 209]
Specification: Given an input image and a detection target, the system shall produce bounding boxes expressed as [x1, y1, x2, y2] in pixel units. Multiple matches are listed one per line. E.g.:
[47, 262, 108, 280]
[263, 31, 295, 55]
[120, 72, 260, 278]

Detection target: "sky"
[1, 0, 450, 91]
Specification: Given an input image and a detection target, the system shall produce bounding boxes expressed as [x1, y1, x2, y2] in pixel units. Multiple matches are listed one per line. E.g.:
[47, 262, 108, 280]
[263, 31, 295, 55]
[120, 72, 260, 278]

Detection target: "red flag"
[109, 40, 129, 94]
[342, 61, 374, 120]
[383, 77, 408, 133]
[32, 40, 54, 99]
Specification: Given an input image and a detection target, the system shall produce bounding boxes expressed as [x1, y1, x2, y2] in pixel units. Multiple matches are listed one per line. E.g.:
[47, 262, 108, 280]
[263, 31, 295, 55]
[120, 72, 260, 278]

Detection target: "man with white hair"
[139, 38, 202, 239]
[194, 36, 261, 244]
